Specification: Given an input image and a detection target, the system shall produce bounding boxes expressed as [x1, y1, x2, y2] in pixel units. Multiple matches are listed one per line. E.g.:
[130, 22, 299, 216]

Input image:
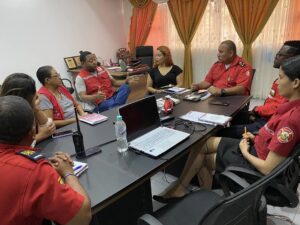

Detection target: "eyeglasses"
[50, 73, 61, 78]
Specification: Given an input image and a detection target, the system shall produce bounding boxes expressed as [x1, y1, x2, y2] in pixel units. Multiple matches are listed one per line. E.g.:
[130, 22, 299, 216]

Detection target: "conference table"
[37, 94, 251, 225]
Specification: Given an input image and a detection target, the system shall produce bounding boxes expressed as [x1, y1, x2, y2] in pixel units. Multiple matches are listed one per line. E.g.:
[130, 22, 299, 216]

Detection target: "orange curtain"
[225, 0, 279, 64]
[128, 0, 158, 54]
[129, 0, 150, 8]
[167, 0, 208, 88]
[286, 0, 300, 40]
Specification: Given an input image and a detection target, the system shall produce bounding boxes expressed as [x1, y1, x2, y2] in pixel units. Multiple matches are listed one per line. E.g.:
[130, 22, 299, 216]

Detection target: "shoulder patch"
[239, 61, 245, 67]
[17, 150, 45, 163]
[277, 127, 294, 143]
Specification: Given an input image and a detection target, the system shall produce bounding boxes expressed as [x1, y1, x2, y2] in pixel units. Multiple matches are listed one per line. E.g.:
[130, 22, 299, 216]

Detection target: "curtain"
[167, 0, 208, 88]
[286, 0, 300, 39]
[129, 0, 151, 8]
[144, 0, 291, 98]
[128, 0, 158, 54]
[225, 0, 279, 64]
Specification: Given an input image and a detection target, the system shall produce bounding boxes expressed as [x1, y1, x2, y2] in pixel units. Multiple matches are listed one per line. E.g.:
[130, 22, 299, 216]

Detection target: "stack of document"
[163, 87, 188, 94]
[73, 161, 88, 176]
[180, 111, 231, 126]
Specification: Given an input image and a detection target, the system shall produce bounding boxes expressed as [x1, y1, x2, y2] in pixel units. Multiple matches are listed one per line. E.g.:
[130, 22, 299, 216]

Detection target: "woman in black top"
[146, 46, 183, 94]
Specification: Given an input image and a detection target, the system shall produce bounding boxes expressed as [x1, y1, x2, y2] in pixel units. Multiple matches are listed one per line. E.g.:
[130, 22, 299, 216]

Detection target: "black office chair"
[61, 78, 75, 94]
[136, 46, 154, 69]
[223, 143, 300, 208]
[137, 151, 297, 225]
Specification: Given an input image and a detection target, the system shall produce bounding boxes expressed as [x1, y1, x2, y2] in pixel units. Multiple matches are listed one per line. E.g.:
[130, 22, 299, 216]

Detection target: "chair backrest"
[249, 68, 256, 93]
[136, 46, 154, 68]
[200, 155, 294, 225]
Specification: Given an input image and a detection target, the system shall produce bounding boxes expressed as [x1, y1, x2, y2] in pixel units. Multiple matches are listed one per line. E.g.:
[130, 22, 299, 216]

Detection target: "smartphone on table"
[52, 130, 74, 138]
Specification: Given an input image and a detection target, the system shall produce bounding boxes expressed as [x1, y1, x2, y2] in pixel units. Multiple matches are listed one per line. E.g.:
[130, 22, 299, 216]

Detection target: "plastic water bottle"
[115, 115, 128, 153]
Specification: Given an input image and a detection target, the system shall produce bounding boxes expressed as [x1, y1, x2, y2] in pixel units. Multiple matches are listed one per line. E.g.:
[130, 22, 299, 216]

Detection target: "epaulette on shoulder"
[17, 150, 45, 163]
[239, 61, 246, 67]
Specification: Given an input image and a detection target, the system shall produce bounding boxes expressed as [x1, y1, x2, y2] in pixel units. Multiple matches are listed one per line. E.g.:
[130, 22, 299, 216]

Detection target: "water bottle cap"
[116, 115, 123, 121]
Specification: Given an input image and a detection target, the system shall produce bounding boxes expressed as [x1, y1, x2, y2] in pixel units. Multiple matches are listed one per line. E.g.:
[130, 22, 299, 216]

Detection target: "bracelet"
[63, 173, 77, 180]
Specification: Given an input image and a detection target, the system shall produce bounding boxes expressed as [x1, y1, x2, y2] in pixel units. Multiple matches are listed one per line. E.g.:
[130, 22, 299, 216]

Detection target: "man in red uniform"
[0, 96, 91, 225]
[75, 51, 138, 113]
[219, 40, 300, 138]
[191, 40, 253, 96]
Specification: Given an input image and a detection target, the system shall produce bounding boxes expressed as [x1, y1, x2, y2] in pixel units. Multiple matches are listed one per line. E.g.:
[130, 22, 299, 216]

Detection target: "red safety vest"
[78, 66, 114, 105]
[38, 86, 75, 120]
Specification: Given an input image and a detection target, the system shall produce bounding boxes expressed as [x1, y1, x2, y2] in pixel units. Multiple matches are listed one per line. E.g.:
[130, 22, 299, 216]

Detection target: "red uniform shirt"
[254, 79, 288, 119]
[79, 66, 114, 105]
[204, 55, 253, 95]
[0, 144, 84, 225]
[254, 99, 300, 160]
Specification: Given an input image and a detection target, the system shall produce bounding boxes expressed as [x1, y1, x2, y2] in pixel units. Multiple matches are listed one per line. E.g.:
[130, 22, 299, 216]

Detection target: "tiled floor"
[150, 98, 300, 225]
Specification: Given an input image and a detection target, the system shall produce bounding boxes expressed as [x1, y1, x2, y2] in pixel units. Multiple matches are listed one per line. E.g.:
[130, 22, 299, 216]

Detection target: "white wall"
[0, 0, 127, 86]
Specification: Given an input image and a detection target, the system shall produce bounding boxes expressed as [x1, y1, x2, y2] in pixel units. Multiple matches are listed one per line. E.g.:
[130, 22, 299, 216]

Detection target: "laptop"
[118, 96, 190, 158]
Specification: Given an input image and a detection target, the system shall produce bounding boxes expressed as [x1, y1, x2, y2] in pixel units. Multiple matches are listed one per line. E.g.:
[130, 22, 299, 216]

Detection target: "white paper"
[180, 111, 231, 126]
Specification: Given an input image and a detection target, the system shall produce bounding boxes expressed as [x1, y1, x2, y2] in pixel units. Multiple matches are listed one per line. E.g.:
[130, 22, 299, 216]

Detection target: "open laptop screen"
[119, 96, 161, 141]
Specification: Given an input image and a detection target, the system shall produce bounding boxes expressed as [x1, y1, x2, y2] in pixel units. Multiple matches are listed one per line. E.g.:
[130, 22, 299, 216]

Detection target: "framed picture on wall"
[64, 57, 77, 70]
[74, 56, 81, 67]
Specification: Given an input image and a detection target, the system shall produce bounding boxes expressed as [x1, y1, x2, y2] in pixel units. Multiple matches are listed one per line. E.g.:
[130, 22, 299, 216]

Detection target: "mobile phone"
[209, 100, 229, 106]
[52, 130, 74, 138]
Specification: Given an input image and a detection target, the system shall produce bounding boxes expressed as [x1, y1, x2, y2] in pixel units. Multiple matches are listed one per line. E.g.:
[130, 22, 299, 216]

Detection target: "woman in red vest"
[37, 66, 85, 128]
[0, 73, 56, 144]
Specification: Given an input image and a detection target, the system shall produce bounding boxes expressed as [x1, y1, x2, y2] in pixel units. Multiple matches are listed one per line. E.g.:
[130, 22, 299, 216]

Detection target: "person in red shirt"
[219, 40, 300, 138]
[0, 95, 91, 225]
[191, 40, 253, 96]
[36, 66, 85, 128]
[75, 51, 139, 113]
[153, 55, 300, 203]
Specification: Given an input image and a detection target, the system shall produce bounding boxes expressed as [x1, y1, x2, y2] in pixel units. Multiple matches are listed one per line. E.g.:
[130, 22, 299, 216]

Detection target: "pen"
[73, 165, 82, 171]
[244, 127, 247, 136]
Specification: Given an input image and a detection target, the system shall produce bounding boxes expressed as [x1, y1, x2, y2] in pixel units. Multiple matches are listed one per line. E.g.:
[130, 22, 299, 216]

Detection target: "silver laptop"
[118, 96, 190, 158]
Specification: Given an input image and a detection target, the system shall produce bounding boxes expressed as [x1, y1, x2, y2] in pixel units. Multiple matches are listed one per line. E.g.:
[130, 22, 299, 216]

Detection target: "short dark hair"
[0, 73, 36, 103]
[284, 40, 300, 56]
[36, 66, 53, 85]
[79, 51, 92, 63]
[281, 55, 300, 81]
[221, 40, 237, 55]
[0, 96, 34, 144]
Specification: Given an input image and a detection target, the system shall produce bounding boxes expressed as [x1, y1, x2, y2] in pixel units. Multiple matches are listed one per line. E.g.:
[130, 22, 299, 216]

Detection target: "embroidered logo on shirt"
[277, 127, 294, 143]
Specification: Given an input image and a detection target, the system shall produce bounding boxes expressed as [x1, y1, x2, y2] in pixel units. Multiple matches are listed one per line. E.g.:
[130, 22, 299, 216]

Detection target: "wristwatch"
[220, 89, 226, 96]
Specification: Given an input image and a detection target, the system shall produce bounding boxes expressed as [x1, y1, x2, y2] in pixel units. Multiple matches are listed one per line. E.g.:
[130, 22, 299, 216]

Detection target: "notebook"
[73, 161, 88, 176]
[79, 113, 108, 125]
[118, 96, 190, 158]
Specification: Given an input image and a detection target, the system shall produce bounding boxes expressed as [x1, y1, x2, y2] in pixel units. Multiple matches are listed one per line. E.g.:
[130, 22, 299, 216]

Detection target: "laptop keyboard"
[134, 128, 175, 150]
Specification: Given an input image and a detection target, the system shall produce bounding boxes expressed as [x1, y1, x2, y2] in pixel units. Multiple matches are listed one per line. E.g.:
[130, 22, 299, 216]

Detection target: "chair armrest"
[138, 214, 164, 225]
[226, 166, 263, 179]
[218, 171, 250, 197]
